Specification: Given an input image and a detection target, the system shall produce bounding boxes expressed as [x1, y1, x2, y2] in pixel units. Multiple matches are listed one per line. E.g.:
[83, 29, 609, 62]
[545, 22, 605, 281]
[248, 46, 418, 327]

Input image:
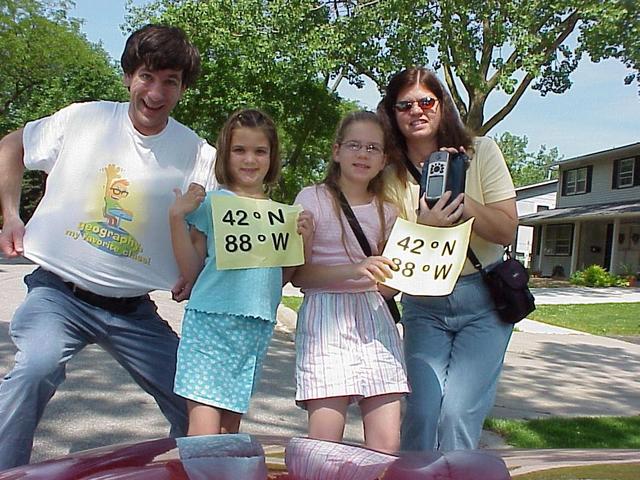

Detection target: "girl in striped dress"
[292, 111, 409, 453]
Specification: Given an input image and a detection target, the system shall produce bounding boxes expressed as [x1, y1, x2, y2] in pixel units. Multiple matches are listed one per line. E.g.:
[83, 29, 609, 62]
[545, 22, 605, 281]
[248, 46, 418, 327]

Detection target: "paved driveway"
[1, 263, 639, 463]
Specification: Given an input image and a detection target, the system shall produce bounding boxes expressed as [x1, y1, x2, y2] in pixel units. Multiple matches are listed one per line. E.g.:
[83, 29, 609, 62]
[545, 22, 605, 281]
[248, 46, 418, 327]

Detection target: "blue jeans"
[400, 270, 512, 451]
[0, 268, 187, 469]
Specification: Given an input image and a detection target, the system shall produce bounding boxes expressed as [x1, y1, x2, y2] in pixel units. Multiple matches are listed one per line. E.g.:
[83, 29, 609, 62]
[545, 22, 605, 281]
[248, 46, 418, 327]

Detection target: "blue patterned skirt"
[174, 309, 274, 413]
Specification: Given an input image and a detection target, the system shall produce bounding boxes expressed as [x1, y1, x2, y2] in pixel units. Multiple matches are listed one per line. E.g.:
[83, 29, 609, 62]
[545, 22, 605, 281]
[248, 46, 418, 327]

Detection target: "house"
[513, 180, 557, 267]
[520, 142, 640, 277]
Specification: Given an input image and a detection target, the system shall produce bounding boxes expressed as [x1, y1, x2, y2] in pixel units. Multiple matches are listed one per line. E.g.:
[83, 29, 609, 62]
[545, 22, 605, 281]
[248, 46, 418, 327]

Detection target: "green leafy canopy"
[1, 0, 126, 220]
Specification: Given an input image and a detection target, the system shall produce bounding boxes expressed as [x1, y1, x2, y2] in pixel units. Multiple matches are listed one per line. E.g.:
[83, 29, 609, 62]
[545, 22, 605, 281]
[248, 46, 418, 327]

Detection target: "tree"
[1, 0, 126, 134]
[1, 0, 126, 221]
[341, 0, 640, 134]
[127, 1, 639, 141]
[495, 131, 561, 187]
[125, 1, 637, 199]
[125, 0, 356, 201]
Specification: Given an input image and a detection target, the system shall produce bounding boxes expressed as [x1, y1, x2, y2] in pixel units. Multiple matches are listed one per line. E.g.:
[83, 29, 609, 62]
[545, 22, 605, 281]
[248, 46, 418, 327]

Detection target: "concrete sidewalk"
[285, 281, 640, 335]
[1, 263, 640, 463]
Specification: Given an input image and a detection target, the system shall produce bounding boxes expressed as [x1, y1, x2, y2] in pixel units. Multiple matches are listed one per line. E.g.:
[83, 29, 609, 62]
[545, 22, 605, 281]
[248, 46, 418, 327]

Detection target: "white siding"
[515, 192, 556, 267]
[558, 159, 640, 208]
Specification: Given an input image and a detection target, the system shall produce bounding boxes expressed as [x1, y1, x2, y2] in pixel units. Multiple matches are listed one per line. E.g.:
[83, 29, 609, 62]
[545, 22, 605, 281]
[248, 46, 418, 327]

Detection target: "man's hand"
[171, 276, 193, 302]
[0, 216, 25, 258]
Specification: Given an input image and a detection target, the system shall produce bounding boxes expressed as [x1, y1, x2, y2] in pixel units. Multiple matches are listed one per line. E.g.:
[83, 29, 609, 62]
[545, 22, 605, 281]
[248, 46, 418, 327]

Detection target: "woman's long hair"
[379, 67, 473, 186]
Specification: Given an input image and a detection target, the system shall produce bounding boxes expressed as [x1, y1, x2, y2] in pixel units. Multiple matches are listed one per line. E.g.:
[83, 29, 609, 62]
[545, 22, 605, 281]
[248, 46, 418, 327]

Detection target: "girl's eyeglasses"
[340, 140, 384, 156]
[394, 96, 437, 113]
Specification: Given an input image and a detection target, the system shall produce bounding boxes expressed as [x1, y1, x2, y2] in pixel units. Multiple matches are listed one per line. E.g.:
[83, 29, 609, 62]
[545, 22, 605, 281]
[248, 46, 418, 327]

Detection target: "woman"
[378, 67, 518, 451]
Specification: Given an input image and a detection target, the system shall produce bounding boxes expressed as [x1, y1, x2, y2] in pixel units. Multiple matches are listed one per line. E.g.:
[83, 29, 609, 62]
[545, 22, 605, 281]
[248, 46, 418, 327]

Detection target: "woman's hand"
[440, 146, 465, 155]
[354, 256, 395, 283]
[417, 191, 464, 227]
[170, 183, 206, 218]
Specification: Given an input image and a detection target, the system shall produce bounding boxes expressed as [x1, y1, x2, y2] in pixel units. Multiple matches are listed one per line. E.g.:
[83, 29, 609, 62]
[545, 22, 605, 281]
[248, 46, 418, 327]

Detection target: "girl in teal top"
[169, 109, 312, 436]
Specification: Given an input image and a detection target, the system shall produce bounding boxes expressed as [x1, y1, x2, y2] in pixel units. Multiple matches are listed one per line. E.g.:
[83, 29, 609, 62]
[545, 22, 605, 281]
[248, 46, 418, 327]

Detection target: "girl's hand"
[171, 275, 193, 302]
[354, 256, 395, 283]
[296, 210, 314, 263]
[170, 183, 206, 218]
[418, 191, 464, 227]
[296, 210, 314, 241]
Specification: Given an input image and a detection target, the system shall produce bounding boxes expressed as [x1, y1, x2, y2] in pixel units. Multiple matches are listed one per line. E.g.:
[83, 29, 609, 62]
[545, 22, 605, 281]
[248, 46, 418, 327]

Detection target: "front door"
[604, 223, 613, 271]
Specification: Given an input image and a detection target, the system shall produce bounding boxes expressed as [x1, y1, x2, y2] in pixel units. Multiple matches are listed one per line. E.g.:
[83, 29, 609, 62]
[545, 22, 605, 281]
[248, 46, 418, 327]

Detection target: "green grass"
[283, 296, 640, 454]
[284, 297, 640, 336]
[485, 416, 640, 449]
[281, 296, 402, 315]
[513, 463, 640, 480]
[528, 303, 640, 336]
[281, 296, 303, 312]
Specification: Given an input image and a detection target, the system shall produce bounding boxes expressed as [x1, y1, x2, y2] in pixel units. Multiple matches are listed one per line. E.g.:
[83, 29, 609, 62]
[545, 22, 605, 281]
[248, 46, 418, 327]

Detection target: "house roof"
[515, 179, 557, 192]
[553, 142, 640, 167]
[519, 199, 640, 225]
[515, 179, 558, 201]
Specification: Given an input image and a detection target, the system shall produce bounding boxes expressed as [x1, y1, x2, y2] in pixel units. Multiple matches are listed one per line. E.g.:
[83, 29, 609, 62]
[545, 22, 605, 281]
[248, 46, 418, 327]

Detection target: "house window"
[537, 205, 549, 212]
[563, 167, 588, 195]
[544, 224, 573, 256]
[613, 157, 637, 189]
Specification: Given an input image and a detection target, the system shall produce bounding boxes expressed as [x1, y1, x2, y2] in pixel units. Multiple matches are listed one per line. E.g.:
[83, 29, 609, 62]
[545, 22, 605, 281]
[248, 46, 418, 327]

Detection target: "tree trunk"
[464, 92, 488, 135]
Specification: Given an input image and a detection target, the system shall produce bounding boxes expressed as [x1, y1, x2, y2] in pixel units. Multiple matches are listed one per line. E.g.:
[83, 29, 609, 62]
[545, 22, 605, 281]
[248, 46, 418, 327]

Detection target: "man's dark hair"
[121, 24, 201, 89]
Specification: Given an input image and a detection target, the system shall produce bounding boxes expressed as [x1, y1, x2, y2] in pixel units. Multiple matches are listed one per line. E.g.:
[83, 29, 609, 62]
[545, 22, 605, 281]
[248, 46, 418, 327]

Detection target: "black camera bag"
[468, 249, 536, 324]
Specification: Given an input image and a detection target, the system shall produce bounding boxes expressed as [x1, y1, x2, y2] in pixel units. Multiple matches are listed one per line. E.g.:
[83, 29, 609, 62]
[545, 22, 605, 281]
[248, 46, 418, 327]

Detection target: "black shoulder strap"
[468, 246, 510, 273]
[466, 247, 483, 272]
[337, 191, 372, 257]
[337, 189, 402, 321]
[403, 154, 421, 183]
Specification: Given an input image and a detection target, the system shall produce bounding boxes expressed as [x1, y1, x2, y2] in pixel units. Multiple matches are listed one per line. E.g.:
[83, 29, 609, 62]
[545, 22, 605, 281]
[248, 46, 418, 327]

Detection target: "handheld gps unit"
[419, 151, 468, 209]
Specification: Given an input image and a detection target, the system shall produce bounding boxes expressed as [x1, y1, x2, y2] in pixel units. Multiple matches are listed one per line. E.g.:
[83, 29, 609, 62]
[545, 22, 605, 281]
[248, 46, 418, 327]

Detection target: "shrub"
[570, 265, 625, 287]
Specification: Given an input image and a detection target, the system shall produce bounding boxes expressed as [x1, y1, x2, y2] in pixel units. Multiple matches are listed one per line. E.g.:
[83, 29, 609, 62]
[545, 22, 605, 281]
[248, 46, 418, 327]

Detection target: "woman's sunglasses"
[394, 96, 437, 113]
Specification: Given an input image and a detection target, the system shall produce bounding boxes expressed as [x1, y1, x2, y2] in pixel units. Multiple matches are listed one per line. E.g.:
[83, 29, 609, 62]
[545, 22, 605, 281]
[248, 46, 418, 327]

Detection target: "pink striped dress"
[293, 185, 409, 406]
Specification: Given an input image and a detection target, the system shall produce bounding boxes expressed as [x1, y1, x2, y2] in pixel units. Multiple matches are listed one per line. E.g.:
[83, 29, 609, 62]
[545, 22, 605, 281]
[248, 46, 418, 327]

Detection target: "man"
[0, 24, 216, 469]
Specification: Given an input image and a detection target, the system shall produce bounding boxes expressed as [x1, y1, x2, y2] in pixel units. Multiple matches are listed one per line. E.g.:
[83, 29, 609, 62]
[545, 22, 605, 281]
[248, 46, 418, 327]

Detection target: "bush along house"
[520, 142, 640, 278]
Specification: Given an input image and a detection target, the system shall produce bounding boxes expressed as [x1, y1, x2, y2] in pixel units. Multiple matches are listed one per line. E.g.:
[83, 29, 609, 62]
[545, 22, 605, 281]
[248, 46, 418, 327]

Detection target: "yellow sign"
[212, 195, 304, 270]
[381, 218, 475, 296]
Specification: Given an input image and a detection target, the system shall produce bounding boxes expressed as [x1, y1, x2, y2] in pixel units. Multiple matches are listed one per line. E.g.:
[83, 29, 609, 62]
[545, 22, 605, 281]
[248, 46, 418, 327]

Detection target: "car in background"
[0, 435, 637, 479]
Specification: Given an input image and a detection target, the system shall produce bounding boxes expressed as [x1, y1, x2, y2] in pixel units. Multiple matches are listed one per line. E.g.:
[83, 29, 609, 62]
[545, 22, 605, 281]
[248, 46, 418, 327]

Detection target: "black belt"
[64, 281, 146, 315]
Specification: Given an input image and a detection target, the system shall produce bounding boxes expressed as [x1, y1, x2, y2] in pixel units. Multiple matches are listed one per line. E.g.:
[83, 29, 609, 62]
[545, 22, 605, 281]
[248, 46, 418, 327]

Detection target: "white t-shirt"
[22, 101, 217, 297]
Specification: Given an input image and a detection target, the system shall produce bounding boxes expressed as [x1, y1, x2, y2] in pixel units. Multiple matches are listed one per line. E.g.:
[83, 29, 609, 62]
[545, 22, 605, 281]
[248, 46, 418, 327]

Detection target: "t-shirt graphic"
[74, 164, 148, 264]
[23, 101, 217, 296]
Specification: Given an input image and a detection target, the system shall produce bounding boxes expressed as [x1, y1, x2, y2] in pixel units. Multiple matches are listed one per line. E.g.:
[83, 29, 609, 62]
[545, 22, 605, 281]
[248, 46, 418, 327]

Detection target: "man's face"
[123, 66, 185, 136]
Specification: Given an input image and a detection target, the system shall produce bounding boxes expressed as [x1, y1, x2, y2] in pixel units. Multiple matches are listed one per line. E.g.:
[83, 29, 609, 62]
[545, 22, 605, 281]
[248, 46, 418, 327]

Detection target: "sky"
[70, 0, 638, 160]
